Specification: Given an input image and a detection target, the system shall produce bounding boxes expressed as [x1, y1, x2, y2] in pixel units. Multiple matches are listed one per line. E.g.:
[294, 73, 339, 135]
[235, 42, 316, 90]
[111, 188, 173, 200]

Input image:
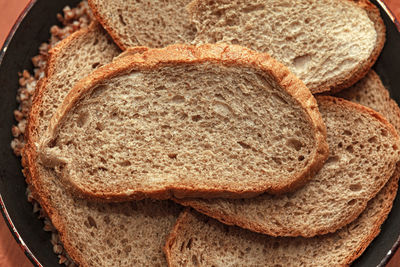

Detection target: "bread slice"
[23, 22, 182, 266]
[336, 70, 400, 134]
[38, 44, 329, 201]
[88, 0, 197, 49]
[165, 173, 399, 266]
[188, 0, 385, 94]
[175, 96, 400, 237]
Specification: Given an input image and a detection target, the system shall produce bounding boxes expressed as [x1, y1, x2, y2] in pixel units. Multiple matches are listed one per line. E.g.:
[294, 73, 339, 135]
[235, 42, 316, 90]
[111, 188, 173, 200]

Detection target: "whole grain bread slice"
[165, 173, 399, 267]
[38, 44, 328, 201]
[175, 96, 400, 237]
[189, 0, 385, 94]
[88, 0, 197, 50]
[336, 70, 400, 134]
[23, 22, 182, 266]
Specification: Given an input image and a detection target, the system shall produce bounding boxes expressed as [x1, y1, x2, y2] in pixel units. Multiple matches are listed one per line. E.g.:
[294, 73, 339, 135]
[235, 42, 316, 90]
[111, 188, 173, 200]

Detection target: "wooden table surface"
[1, 1, 400, 266]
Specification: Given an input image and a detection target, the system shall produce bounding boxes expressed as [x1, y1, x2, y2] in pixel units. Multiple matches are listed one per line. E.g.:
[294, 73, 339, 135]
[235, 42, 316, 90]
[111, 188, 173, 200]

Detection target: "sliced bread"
[88, 0, 197, 49]
[165, 173, 399, 266]
[38, 44, 328, 201]
[23, 22, 182, 266]
[188, 0, 385, 94]
[336, 70, 400, 134]
[175, 96, 400, 237]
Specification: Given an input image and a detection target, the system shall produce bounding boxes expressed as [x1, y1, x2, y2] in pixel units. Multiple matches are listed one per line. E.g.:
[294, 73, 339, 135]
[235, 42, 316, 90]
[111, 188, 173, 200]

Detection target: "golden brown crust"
[42, 43, 329, 201]
[174, 96, 400, 237]
[320, 0, 386, 94]
[166, 174, 399, 267]
[343, 173, 400, 265]
[164, 208, 191, 267]
[22, 23, 106, 267]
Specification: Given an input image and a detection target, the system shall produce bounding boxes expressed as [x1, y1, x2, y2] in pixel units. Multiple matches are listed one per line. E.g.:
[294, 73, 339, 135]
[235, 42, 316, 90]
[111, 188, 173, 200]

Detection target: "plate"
[0, 0, 399, 266]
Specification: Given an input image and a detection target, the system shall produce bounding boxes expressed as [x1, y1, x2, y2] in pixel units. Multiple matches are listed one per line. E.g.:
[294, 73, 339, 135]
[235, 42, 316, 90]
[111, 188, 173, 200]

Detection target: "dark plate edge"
[376, 0, 400, 31]
[375, 2, 400, 267]
[0, 1, 41, 266]
[0, 1, 398, 267]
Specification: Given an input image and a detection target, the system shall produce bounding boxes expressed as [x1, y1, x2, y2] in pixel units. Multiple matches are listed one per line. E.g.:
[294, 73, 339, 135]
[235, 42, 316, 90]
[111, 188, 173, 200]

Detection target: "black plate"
[0, 0, 399, 266]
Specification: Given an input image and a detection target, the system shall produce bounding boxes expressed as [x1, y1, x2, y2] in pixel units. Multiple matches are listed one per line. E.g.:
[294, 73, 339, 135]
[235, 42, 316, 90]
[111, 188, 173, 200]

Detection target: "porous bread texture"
[40, 44, 328, 201]
[175, 96, 400, 237]
[336, 70, 400, 133]
[88, 0, 197, 49]
[165, 173, 399, 267]
[23, 23, 182, 266]
[188, 0, 385, 94]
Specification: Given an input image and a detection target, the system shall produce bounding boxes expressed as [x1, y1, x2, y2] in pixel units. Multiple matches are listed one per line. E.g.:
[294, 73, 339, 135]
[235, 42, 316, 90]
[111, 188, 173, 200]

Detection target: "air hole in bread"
[214, 93, 225, 101]
[77, 111, 89, 128]
[298, 155, 305, 161]
[192, 115, 202, 122]
[347, 199, 357, 206]
[325, 155, 339, 165]
[293, 54, 311, 70]
[241, 4, 265, 13]
[381, 129, 388, 137]
[168, 153, 178, 159]
[272, 157, 281, 165]
[368, 136, 378, 143]
[346, 145, 354, 153]
[230, 38, 239, 44]
[95, 122, 104, 132]
[92, 62, 100, 69]
[349, 183, 362, 192]
[286, 138, 303, 151]
[118, 14, 127, 26]
[172, 95, 185, 103]
[343, 130, 352, 136]
[192, 255, 199, 266]
[87, 216, 97, 228]
[118, 160, 131, 167]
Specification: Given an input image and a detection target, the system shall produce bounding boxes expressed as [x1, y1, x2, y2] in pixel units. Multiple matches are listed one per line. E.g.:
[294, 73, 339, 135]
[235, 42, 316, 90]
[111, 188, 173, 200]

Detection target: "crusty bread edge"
[42, 43, 329, 201]
[186, 0, 385, 94]
[318, 0, 386, 94]
[22, 23, 107, 267]
[174, 96, 400, 237]
[165, 173, 399, 266]
[88, 0, 129, 50]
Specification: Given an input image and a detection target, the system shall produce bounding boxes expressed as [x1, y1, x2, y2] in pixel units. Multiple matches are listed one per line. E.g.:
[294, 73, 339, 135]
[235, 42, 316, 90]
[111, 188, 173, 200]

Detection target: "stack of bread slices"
[20, 0, 400, 266]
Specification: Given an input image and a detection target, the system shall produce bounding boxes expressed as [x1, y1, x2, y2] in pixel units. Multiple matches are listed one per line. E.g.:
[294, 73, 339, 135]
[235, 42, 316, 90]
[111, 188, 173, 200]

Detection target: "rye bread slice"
[165, 173, 399, 267]
[188, 0, 385, 94]
[23, 22, 182, 266]
[336, 70, 400, 134]
[88, 0, 197, 49]
[175, 96, 400, 237]
[38, 44, 328, 201]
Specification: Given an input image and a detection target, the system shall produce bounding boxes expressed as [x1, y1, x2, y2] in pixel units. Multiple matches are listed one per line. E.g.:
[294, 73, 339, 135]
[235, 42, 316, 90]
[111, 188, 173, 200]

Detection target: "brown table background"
[0, 0, 400, 266]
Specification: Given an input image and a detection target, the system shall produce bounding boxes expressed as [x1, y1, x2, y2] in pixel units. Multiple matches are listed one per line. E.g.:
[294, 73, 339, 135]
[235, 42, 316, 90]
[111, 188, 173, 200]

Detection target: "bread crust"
[164, 174, 399, 266]
[22, 22, 110, 267]
[186, 0, 386, 94]
[88, 0, 129, 50]
[322, 0, 386, 94]
[41, 43, 329, 201]
[173, 96, 400, 237]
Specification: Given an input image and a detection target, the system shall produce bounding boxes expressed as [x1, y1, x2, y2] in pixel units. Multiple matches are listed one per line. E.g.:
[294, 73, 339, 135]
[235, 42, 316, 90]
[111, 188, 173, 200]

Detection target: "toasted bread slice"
[23, 22, 181, 266]
[175, 96, 400, 237]
[188, 0, 385, 94]
[165, 173, 399, 266]
[88, 0, 196, 49]
[39, 44, 328, 201]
